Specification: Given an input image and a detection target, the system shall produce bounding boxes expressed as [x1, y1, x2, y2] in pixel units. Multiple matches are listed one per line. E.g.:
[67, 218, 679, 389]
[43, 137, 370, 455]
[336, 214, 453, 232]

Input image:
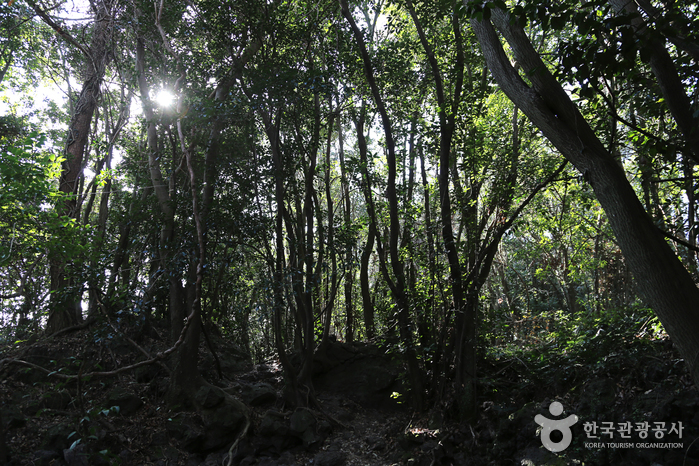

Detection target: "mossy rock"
[240, 382, 277, 406]
[2, 403, 26, 428]
[199, 389, 248, 451]
[289, 408, 319, 447]
[259, 410, 288, 437]
[194, 385, 225, 409]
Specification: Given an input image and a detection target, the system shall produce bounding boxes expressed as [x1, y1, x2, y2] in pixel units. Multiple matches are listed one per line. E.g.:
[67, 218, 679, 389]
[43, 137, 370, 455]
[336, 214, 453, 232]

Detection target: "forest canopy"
[0, 0, 698, 422]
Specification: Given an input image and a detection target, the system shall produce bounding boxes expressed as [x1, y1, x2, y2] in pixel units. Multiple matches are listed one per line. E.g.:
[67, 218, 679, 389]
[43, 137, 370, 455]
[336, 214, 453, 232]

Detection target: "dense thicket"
[1, 0, 697, 418]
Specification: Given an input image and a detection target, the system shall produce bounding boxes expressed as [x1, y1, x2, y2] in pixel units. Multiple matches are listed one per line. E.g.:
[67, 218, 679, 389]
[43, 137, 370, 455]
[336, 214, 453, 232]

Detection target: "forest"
[0, 0, 698, 464]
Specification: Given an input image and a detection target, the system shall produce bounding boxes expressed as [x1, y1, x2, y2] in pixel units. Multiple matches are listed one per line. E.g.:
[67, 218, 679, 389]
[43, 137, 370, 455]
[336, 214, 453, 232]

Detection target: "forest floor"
[1, 317, 699, 465]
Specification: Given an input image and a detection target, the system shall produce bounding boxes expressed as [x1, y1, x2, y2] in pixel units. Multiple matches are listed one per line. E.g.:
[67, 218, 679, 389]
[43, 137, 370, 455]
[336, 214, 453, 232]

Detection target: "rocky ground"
[1, 321, 699, 465]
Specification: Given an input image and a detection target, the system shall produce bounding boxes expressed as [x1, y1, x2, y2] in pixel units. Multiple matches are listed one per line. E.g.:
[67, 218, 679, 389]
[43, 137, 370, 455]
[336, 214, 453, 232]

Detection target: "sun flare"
[155, 89, 175, 107]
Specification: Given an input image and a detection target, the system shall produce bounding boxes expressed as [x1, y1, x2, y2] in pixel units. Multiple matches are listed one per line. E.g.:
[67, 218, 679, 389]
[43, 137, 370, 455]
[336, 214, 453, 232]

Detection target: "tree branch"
[465, 159, 569, 289]
[26, 0, 93, 63]
[659, 228, 699, 254]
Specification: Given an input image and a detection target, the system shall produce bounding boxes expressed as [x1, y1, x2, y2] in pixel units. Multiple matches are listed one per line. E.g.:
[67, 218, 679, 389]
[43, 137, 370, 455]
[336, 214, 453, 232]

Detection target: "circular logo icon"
[534, 401, 579, 452]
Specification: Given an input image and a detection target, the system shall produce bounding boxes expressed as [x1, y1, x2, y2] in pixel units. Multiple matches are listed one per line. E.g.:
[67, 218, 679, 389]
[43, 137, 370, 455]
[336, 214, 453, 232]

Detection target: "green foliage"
[485, 304, 666, 369]
[0, 128, 90, 335]
[0, 130, 76, 265]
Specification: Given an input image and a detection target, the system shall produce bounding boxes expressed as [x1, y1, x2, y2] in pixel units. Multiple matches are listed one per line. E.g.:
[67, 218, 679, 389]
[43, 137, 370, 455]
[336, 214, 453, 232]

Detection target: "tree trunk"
[322, 106, 338, 345]
[361, 219, 376, 340]
[45, 0, 114, 334]
[608, 0, 699, 165]
[338, 110, 355, 342]
[407, 0, 470, 417]
[266, 108, 303, 406]
[683, 156, 699, 278]
[342, 0, 424, 410]
[355, 105, 377, 341]
[472, 9, 699, 386]
[135, 36, 180, 339]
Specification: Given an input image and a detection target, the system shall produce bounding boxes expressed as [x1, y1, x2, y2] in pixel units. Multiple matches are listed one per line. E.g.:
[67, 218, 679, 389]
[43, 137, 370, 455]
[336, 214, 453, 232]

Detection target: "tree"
[26, 0, 117, 333]
[342, 0, 427, 410]
[130, 0, 261, 414]
[470, 4, 699, 386]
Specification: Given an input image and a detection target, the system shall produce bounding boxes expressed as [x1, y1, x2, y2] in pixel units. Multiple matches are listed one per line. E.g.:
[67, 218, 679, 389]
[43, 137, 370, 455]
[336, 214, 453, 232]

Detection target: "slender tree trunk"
[419, 147, 440, 383]
[322, 107, 338, 345]
[265, 108, 303, 405]
[684, 156, 698, 278]
[338, 110, 355, 342]
[406, 0, 469, 417]
[169, 93, 207, 402]
[342, 1, 424, 410]
[361, 220, 376, 339]
[45, 0, 114, 334]
[296, 88, 323, 394]
[354, 105, 377, 341]
[135, 36, 180, 339]
[86, 92, 129, 315]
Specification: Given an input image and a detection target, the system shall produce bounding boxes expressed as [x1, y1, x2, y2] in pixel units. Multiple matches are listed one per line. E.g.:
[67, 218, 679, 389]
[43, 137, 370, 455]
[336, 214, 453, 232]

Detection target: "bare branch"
[26, 0, 93, 63]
